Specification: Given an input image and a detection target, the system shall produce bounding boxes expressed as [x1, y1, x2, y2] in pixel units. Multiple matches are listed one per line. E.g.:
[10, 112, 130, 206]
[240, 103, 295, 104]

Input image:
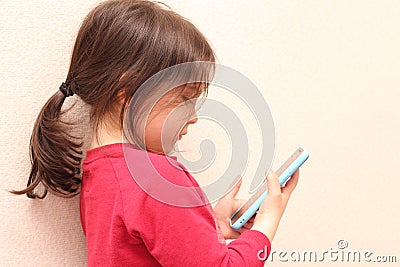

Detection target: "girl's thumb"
[266, 171, 281, 195]
[226, 176, 242, 198]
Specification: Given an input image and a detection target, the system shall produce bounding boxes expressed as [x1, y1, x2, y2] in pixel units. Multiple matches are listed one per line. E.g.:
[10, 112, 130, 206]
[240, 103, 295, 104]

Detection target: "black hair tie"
[59, 82, 74, 97]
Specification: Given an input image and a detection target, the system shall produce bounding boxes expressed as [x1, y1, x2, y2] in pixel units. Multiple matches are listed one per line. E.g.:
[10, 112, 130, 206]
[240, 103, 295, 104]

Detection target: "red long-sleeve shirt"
[80, 143, 271, 266]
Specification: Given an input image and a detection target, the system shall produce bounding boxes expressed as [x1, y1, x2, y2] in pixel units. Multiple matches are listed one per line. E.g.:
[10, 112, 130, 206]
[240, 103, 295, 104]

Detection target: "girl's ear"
[118, 71, 128, 105]
[117, 88, 126, 105]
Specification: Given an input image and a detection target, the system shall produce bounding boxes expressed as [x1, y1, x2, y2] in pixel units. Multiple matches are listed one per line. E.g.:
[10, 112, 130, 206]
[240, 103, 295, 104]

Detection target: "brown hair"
[12, 0, 215, 199]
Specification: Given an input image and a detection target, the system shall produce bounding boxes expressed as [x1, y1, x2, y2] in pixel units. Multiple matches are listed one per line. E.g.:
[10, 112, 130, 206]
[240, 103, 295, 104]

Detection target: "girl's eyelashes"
[181, 97, 192, 106]
[181, 94, 194, 102]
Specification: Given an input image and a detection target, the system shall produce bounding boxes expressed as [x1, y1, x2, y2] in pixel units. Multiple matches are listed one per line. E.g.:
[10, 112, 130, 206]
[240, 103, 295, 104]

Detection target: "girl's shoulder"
[82, 142, 197, 189]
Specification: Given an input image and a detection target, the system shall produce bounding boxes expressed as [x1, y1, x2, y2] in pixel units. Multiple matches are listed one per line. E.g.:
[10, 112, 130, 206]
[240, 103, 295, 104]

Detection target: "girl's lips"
[178, 132, 187, 140]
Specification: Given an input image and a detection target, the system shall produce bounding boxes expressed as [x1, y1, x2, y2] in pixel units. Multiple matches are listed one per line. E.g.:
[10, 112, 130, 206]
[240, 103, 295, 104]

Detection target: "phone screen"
[230, 148, 304, 225]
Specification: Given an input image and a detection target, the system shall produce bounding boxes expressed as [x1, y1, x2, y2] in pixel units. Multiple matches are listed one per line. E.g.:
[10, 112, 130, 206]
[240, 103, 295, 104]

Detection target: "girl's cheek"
[144, 114, 177, 153]
[144, 100, 193, 152]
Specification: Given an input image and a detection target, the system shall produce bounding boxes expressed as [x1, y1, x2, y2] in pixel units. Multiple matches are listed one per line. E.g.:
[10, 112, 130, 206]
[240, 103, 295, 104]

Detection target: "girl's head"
[14, 0, 215, 199]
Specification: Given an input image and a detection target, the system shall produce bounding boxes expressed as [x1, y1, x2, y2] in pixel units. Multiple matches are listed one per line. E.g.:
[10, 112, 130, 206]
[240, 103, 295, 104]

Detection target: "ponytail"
[13, 0, 216, 199]
[12, 87, 83, 199]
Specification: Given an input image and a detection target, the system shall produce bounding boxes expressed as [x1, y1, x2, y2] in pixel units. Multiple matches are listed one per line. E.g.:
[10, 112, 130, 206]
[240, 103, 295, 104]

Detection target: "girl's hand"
[252, 169, 299, 242]
[213, 177, 253, 239]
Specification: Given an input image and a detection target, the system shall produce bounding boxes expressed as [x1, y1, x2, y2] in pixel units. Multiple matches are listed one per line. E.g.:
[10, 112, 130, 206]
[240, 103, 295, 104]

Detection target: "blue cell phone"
[230, 147, 309, 230]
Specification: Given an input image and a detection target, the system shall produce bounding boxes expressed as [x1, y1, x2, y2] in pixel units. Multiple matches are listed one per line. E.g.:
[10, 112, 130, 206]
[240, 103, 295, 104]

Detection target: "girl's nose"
[187, 115, 198, 124]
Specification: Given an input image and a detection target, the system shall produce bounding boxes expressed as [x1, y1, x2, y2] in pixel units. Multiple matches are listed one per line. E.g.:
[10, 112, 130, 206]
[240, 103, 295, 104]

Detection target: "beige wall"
[1, 0, 399, 266]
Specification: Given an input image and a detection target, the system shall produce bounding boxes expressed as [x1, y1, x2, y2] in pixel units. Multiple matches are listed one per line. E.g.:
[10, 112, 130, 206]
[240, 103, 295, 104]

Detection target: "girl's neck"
[90, 123, 123, 150]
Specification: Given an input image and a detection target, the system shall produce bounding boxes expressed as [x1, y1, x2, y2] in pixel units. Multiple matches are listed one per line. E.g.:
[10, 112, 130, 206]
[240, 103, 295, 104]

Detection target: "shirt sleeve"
[122, 157, 271, 267]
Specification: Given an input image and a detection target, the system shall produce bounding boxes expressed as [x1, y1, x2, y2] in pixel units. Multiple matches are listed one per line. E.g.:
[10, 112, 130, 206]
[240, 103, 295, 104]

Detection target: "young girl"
[14, 0, 300, 266]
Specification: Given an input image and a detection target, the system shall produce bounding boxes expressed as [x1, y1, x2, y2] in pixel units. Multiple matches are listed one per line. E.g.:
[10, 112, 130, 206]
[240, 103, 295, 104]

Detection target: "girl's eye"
[181, 96, 197, 108]
[182, 95, 192, 102]
[175, 96, 190, 107]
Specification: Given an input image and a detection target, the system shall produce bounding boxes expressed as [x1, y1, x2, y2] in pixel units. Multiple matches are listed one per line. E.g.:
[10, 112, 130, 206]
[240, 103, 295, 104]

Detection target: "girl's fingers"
[243, 220, 254, 229]
[233, 199, 246, 211]
[282, 169, 299, 195]
[248, 215, 255, 223]
[226, 176, 242, 199]
[266, 170, 281, 195]
[236, 228, 246, 235]
[237, 224, 251, 234]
